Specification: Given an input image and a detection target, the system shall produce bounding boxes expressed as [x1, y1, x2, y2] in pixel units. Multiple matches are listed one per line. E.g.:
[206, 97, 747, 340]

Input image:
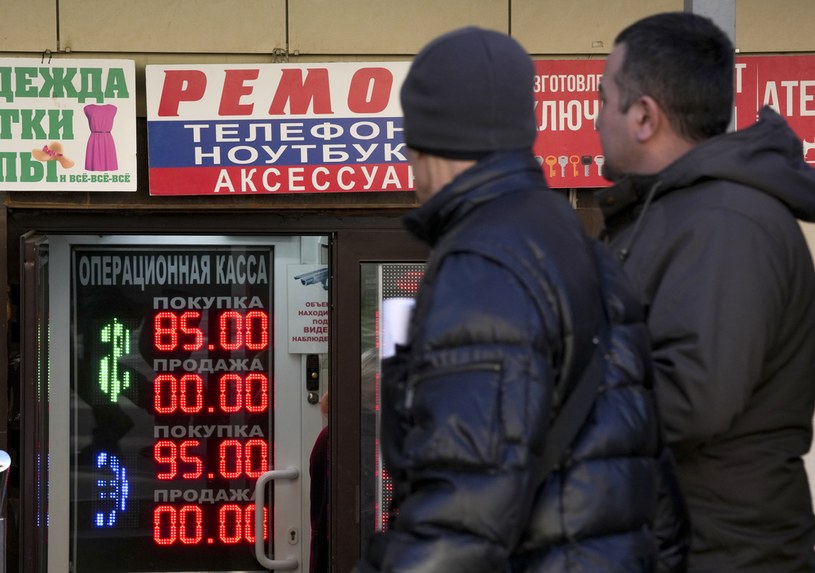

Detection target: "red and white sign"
[146, 63, 412, 196]
[145, 56, 815, 195]
[735, 56, 815, 164]
[533, 56, 815, 188]
[532, 60, 606, 188]
[288, 264, 328, 353]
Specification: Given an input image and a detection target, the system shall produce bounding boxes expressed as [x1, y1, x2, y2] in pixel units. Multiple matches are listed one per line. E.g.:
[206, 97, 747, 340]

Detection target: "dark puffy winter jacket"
[357, 151, 688, 573]
[597, 107, 815, 572]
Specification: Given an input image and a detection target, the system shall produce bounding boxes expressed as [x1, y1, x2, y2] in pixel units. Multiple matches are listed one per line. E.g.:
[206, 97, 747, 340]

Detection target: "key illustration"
[804, 138, 815, 163]
[545, 155, 558, 177]
[557, 155, 568, 177]
[581, 155, 593, 176]
[594, 155, 605, 176]
[569, 155, 581, 176]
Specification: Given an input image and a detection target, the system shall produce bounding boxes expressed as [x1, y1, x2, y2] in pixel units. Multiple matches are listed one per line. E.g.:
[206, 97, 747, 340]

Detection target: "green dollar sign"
[99, 318, 131, 403]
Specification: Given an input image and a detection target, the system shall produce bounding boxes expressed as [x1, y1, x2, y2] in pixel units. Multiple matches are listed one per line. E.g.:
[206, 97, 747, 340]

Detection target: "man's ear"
[632, 95, 663, 143]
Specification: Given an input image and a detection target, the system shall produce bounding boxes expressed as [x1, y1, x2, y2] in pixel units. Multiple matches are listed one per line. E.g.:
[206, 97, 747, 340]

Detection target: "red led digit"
[244, 439, 268, 478]
[245, 310, 269, 350]
[218, 504, 242, 544]
[396, 271, 423, 295]
[153, 505, 177, 545]
[219, 311, 243, 350]
[219, 374, 243, 413]
[154, 311, 178, 351]
[154, 440, 177, 480]
[155, 504, 265, 547]
[244, 504, 269, 542]
[154, 374, 178, 414]
[219, 439, 242, 478]
[180, 439, 203, 480]
[179, 505, 203, 544]
[245, 505, 256, 543]
[180, 311, 204, 351]
[179, 373, 204, 414]
[244, 373, 269, 413]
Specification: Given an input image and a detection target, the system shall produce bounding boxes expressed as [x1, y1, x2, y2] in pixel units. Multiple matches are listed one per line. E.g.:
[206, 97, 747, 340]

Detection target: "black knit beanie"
[400, 27, 537, 159]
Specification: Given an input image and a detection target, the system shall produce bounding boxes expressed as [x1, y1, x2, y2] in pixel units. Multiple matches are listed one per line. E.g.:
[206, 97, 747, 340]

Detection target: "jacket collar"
[404, 151, 543, 246]
[595, 106, 815, 230]
[595, 173, 660, 224]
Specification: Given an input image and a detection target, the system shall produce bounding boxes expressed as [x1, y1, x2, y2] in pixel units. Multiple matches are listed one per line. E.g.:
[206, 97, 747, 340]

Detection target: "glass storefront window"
[359, 263, 424, 550]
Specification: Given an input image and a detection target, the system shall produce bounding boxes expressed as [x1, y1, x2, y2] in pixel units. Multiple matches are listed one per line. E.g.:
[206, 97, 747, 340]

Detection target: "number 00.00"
[153, 503, 268, 545]
[153, 372, 269, 414]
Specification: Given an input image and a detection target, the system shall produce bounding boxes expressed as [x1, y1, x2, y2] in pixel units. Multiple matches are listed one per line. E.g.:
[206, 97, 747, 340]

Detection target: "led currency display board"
[70, 246, 274, 572]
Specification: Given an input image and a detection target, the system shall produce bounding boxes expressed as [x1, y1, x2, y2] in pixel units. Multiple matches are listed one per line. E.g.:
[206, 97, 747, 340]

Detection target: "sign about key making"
[0, 58, 137, 191]
[532, 60, 606, 188]
[532, 55, 815, 188]
[146, 63, 413, 195]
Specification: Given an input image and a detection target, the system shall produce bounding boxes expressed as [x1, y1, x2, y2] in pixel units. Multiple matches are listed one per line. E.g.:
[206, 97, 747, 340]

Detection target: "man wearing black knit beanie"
[355, 27, 688, 573]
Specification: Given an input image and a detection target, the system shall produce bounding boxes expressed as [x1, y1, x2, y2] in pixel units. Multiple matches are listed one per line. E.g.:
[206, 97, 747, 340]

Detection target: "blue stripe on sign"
[147, 117, 406, 167]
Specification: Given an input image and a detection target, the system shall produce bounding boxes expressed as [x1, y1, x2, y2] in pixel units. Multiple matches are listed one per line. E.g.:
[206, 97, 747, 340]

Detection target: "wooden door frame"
[330, 228, 428, 572]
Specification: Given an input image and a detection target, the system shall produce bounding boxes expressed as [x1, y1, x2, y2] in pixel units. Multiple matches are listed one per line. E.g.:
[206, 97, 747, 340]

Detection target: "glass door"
[330, 229, 428, 573]
[359, 263, 424, 546]
[34, 234, 326, 573]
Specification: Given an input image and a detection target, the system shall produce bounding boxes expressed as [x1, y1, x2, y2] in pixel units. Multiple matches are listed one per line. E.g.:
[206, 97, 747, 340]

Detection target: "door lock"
[306, 354, 320, 391]
[306, 354, 320, 404]
[287, 526, 299, 545]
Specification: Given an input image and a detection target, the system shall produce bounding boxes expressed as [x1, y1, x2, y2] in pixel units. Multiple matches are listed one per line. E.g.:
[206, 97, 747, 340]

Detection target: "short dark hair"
[614, 12, 734, 142]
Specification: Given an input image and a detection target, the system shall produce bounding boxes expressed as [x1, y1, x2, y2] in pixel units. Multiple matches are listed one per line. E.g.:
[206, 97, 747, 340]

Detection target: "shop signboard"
[146, 62, 412, 196]
[533, 55, 815, 188]
[0, 58, 137, 191]
[735, 55, 815, 164]
[146, 56, 815, 195]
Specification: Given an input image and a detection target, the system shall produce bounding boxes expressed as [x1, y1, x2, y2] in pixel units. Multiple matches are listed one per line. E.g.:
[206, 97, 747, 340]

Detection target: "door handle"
[254, 468, 300, 571]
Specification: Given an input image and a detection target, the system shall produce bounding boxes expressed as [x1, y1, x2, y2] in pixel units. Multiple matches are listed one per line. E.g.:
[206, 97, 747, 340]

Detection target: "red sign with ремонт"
[144, 56, 815, 195]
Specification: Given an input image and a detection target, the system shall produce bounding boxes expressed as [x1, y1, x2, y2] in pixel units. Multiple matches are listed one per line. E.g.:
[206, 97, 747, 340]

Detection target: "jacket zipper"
[617, 180, 661, 262]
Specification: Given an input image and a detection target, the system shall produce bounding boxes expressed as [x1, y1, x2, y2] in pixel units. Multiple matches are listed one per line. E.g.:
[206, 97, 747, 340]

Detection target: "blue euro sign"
[94, 452, 129, 528]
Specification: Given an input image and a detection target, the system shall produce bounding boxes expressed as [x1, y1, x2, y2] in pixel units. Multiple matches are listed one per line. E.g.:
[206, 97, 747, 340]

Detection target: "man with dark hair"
[610, 14, 733, 144]
[596, 11, 815, 572]
[356, 26, 687, 573]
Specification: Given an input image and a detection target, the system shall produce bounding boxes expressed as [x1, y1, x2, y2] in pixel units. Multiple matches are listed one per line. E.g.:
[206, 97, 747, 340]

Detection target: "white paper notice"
[288, 264, 328, 354]
[380, 297, 415, 359]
